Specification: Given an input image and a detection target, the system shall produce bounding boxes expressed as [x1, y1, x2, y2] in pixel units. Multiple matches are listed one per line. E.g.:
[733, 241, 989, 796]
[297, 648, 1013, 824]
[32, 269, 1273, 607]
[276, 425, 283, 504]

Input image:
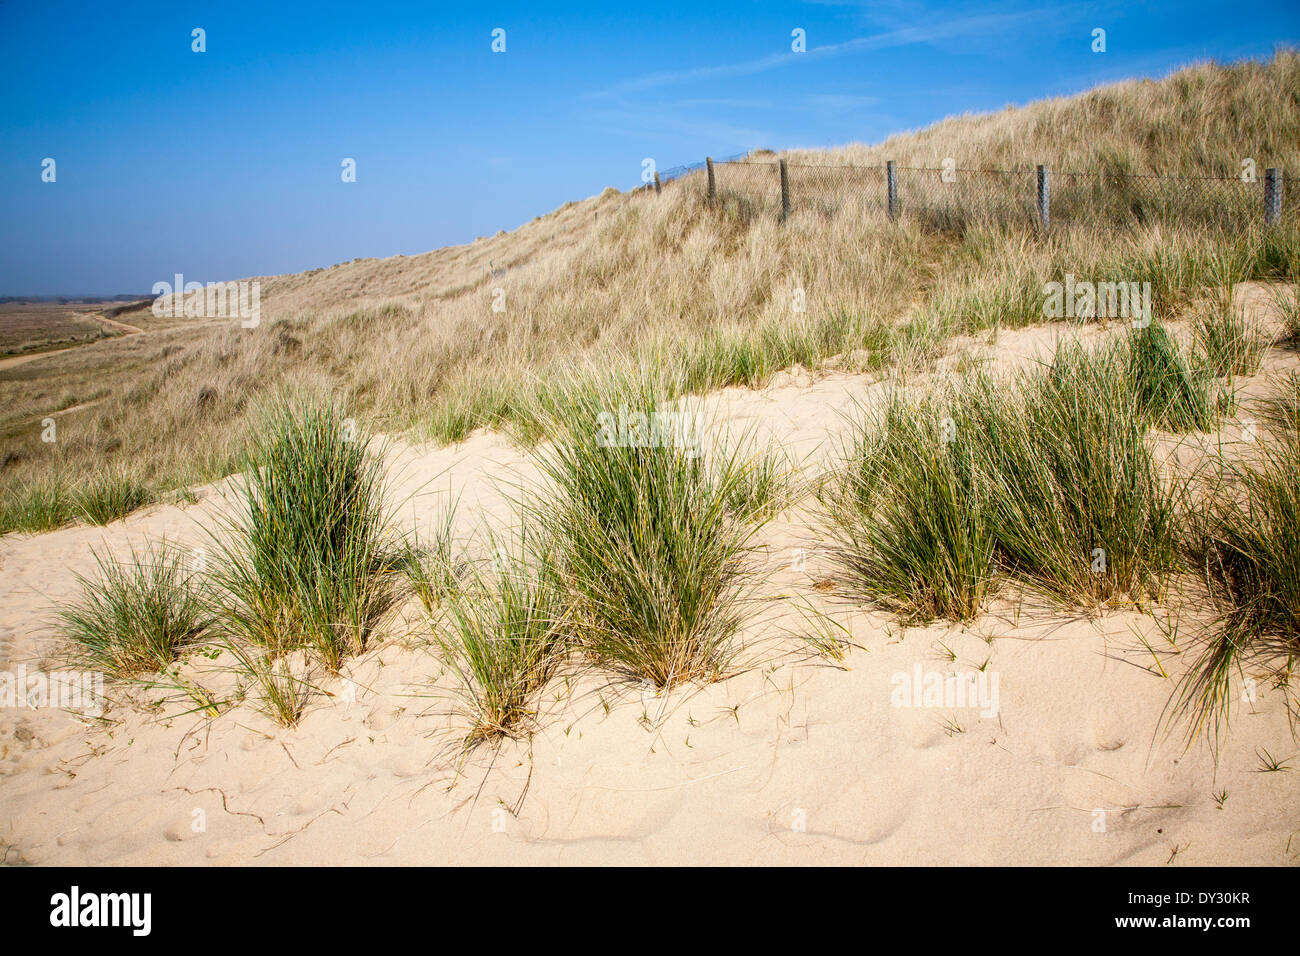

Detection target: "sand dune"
[3, 310, 1297, 867]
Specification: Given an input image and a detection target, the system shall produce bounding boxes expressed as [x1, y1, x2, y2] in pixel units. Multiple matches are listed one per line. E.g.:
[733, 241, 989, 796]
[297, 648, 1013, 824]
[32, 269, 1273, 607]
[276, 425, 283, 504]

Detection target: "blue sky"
[2, 1, 1297, 295]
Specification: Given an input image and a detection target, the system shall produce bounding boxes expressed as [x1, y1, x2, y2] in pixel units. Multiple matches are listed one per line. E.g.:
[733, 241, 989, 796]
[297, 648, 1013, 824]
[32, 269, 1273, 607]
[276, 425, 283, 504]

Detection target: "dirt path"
[0, 348, 74, 372]
[80, 310, 145, 335]
[0, 310, 146, 372]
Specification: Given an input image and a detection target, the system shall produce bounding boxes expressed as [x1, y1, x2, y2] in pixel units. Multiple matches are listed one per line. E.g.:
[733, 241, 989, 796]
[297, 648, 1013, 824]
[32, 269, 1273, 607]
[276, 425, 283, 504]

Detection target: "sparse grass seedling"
[397, 500, 461, 615]
[788, 600, 858, 666]
[1255, 747, 1293, 772]
[724, 442, 799, 520]
[222, 639, 317, 728]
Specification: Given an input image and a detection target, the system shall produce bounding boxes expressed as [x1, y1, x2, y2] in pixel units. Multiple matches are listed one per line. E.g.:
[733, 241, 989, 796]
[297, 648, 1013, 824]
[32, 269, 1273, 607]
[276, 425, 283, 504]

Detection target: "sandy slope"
[2, 316, 1298, 867]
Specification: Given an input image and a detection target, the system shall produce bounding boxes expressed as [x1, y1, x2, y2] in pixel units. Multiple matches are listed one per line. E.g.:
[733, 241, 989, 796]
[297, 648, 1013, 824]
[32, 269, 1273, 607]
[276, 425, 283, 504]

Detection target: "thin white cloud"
[583, 105, 771, 148]
[585, 9, 1047, 99]
[807, 93, 880, 109]
[674, 97, 779, 110]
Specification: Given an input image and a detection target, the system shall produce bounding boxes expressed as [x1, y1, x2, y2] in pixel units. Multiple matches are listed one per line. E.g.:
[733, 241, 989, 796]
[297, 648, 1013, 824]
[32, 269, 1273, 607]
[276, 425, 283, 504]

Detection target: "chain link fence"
[787, 162, 889, 220]
[667, 157, 1290, 233]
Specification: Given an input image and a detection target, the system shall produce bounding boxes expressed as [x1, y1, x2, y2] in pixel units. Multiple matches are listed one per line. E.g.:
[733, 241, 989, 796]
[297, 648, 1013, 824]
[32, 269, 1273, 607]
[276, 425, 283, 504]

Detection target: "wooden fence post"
[706, 157, 715, 204]
[887, 160, 898, 221]
[1036, 164, 1050, 233]
[653, 171, 662, 196]
[779, 158, 790, 223]
[1265, 168, 1282, 225]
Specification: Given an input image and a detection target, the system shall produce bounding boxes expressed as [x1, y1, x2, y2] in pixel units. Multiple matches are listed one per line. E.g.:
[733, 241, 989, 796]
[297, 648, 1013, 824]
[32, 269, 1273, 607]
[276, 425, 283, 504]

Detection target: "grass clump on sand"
[208, 396, 402, 675]
[527, 371, 768, 688]
[72, 468, 150, 526]
[221, 639, 317, 729]
[396, 501, 460, 616]
[821, 389, 997, 623]
[1191, 284, 1271, 379]
[986, 343, 1183, 605]
[58, 542, 209, 679]
[724, 442, 800, 521]
[1176, 377, 1300, 745]
[433, 537, 567, 743]
[824, 344, 1185, 618]
[1125, 321, 1219, 432]
[1272, 286, 1300, 348]
[0, 477, 73, 535]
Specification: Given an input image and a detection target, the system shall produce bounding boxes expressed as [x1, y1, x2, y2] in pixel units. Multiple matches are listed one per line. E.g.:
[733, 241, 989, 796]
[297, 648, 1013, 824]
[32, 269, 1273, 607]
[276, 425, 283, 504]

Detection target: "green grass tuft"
[397, 500, 461, 616]
[822, 388, 997, 623]
[990, 342, 1183, 604]
[1126, 321, 1219, 431]
[72, 469, 150, 526]
[0, 477, 74, 535]
[527, 370, 767, 687]
[433, 536, 567, 743]
[58, 542, 209, 679]
[824, 343, 1185, 617]
[208, 396, 402, 675]
[1176, 378, 1300, 746]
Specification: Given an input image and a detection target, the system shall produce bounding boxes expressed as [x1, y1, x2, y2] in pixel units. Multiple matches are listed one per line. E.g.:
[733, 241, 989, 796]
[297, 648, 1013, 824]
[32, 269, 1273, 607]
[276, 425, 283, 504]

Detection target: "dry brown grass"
[785, 52, 1300, 175]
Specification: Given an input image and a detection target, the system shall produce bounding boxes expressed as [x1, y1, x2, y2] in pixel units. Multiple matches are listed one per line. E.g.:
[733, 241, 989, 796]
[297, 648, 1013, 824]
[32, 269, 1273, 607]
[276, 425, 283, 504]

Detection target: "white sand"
[2, 315, 1298, 866]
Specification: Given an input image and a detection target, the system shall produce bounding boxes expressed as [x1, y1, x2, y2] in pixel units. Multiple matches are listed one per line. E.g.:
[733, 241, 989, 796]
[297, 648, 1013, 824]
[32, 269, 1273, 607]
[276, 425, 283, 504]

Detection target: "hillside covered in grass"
[2, 51, 1299, 529]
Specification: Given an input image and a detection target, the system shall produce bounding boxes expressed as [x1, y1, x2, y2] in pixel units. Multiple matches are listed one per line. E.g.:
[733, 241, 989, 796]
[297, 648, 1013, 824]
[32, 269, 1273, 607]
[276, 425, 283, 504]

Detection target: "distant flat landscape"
[0, 298, 151, 356]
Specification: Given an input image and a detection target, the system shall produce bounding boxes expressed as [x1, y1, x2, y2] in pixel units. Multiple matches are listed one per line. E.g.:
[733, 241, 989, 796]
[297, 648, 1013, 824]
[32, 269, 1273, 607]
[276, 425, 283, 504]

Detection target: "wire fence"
[647, 157, 1290, 233]
[656, 152, 746, 186]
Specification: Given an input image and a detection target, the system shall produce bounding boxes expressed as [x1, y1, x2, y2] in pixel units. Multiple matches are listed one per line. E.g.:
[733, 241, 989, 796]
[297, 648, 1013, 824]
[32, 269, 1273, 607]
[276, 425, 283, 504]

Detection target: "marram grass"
[988, 341, 1183, 605]
[1125, 320, 1219, 432]
[824, 342, 1186, 619]
[206, 396, 402, 674]
[1174, 377, 1300, 747]
[432, 534, 567, 743]
[1191, 294, 1271, 380]
[526, 370, 769, 687]
[72, 468, 151, 526]
[58, 541, 209, 679]
[821, 388, 997, 623]
[396, 499, 461, 616]
[0, 477, 73, 535]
